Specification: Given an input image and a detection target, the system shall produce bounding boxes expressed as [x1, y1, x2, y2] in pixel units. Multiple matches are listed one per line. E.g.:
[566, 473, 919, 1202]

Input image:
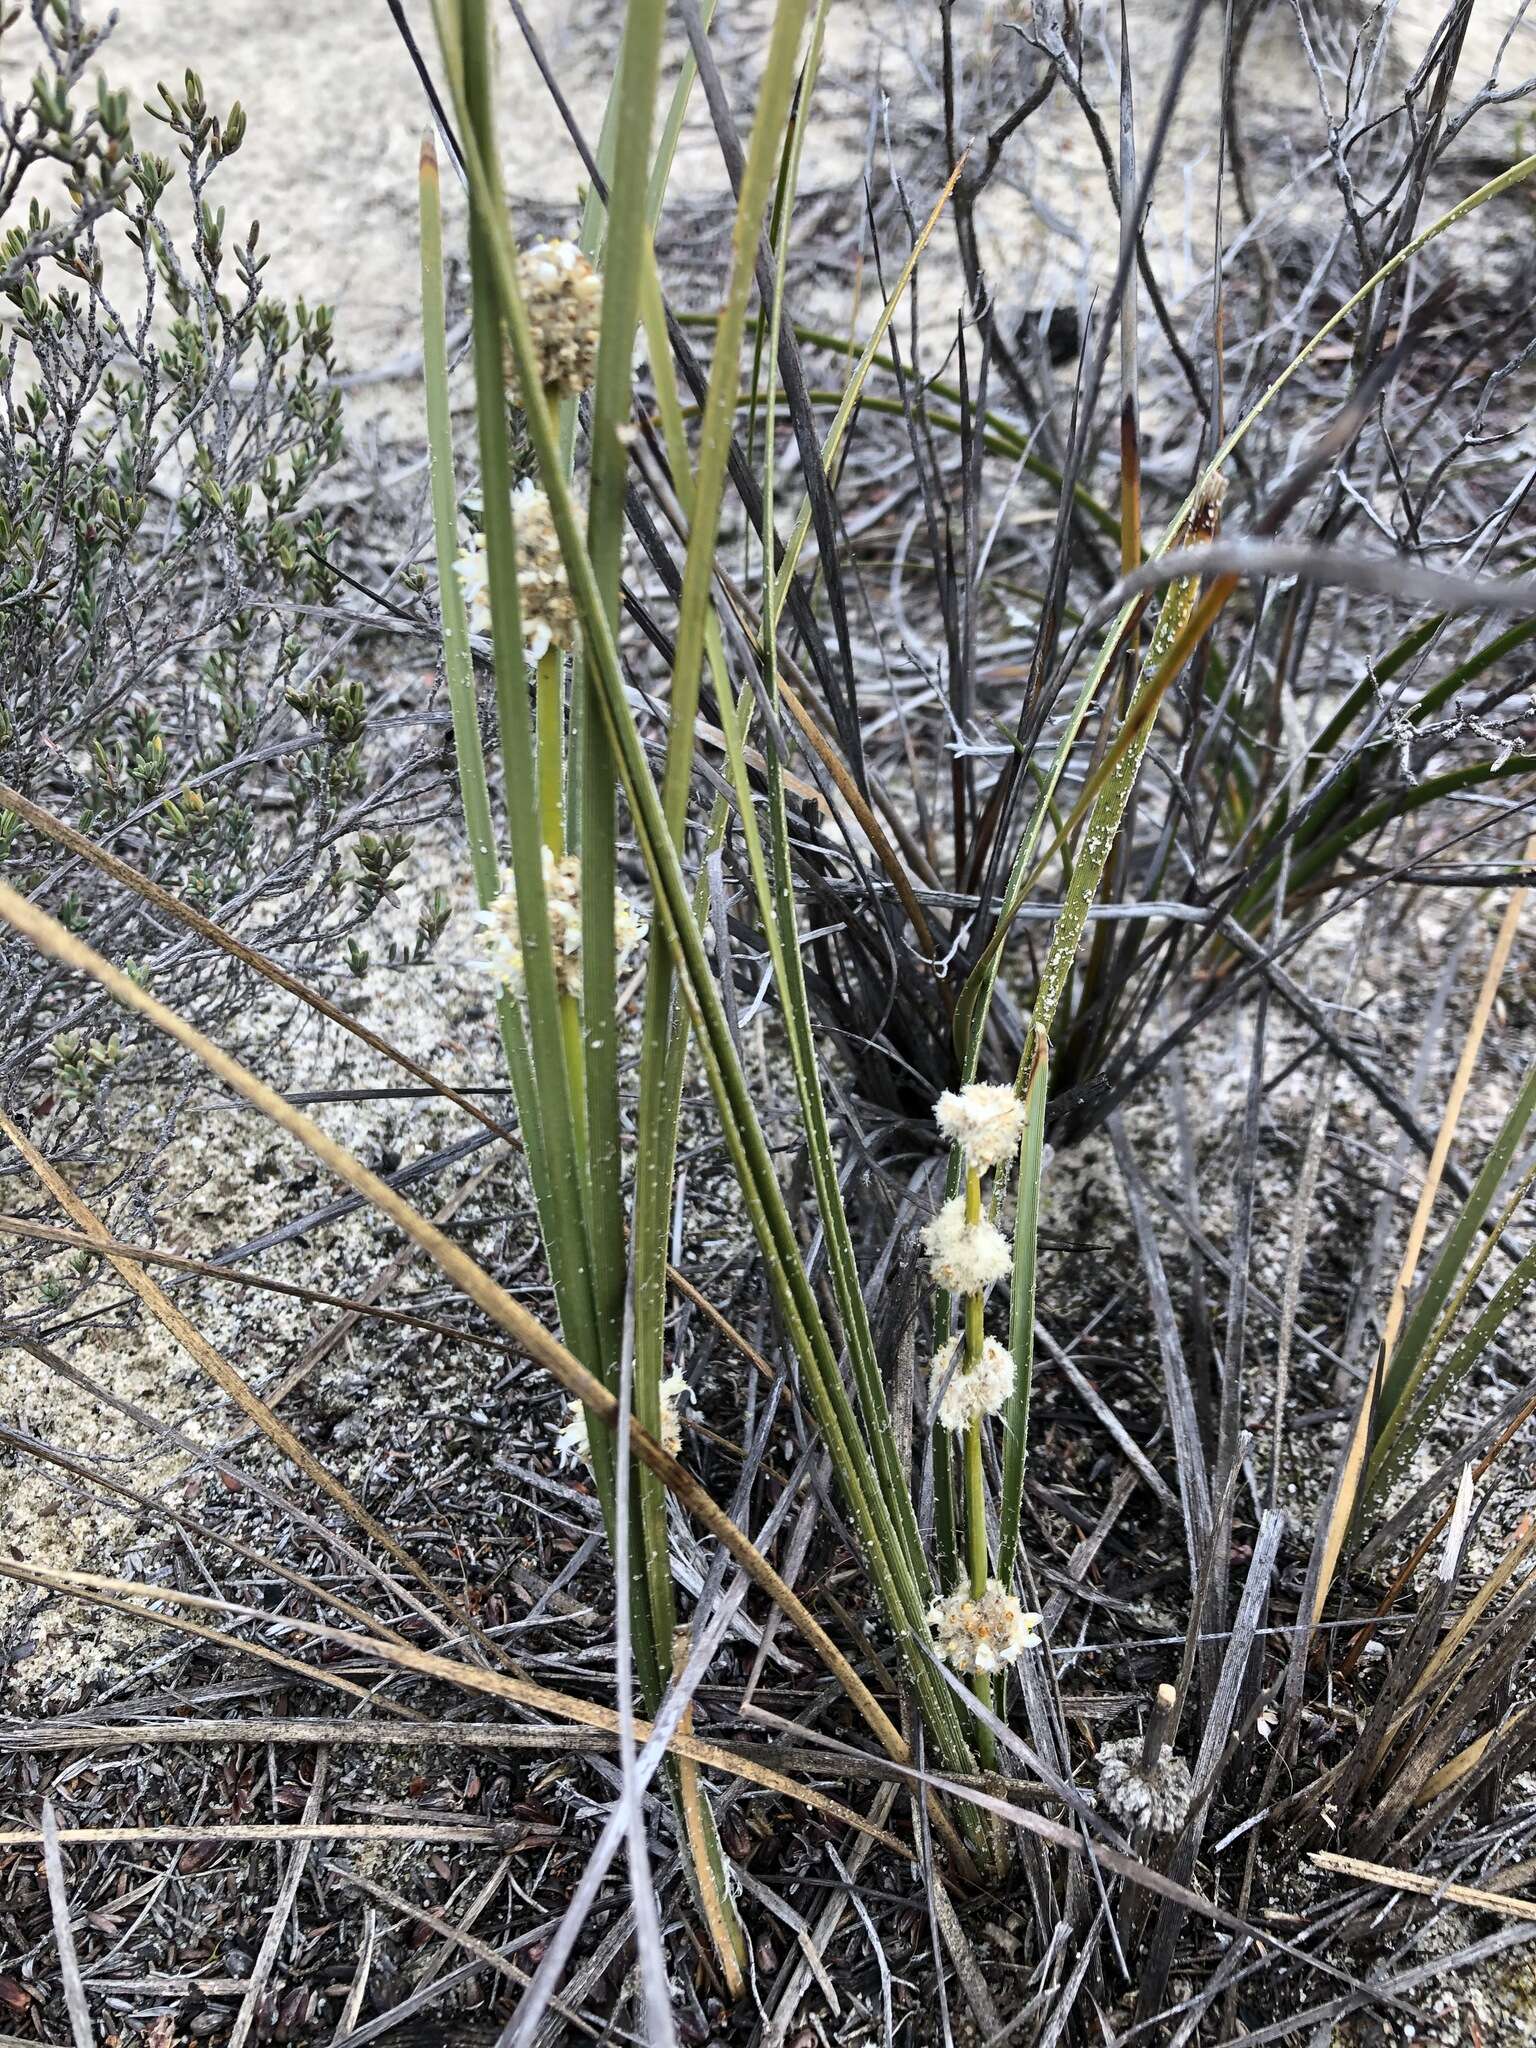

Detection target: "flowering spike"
[511, 237, 602, 400]
[479, 846, 646, 999]
[556, 1368, 689, 1469]
[455, 480, 576, 662]
[930, 1333, 1014, 1431]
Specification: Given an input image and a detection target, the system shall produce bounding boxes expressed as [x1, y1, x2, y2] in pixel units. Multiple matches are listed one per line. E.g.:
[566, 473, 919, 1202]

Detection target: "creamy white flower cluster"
[935, 1083, 1027, 1172]
[926, 1580, 1041, 1675]
[455, 479, 576, 665]
[479, 845, 646, 998]
[922, 1083, 1027, 1431]
[929, 1333, 1013, 1434]
[921, 1197, 1011, 1299]
[556, 1368, 689, 1468]
[512, 237, 602, 401]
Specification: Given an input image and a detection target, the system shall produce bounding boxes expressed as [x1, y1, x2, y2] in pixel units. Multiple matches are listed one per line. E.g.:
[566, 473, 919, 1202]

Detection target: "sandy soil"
[46, 1, 1534, 403]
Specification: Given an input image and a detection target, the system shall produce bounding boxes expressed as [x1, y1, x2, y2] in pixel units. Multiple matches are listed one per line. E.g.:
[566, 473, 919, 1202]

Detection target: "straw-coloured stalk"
[0, 876, 916, 1775]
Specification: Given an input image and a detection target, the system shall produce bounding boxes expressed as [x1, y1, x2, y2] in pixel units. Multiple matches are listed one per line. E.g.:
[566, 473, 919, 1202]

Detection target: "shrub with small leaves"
[0, 13, 422, 1132]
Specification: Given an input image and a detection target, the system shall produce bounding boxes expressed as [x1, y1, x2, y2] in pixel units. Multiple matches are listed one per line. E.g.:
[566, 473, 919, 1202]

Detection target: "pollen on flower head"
[510, 236, 602, 400]
[554, 1399, 590, 1467]
[554, 1368, 689, 1469]
[1095, 1738, 1194, 1835]
[929, 1333, 1014, 1431]
[935, 1083, 1028, 1174]
[512, 480, 575, 662]
[922, 1195, 1011, 1296]
[452, 482, 576, 664]
[613, 890, 647, 972]
[927, 1580, 1040, 1675]
[478, 846, 645, 999]
[655, 1369, 689, 1457]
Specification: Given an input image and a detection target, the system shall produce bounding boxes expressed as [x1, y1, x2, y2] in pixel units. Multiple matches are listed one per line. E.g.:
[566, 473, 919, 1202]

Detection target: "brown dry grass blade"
[0, 878, 916, 1785]
[672, 1628, 746, 1999]
[0, 779, 522, 1149]
[1311, 1850, 1536, 1925]
[1379, 835, 1533, 1364]
[1, 783, 770, 1386]
[1415, 1698, 1536, 1807]
[1, 1559, 906, 1855]
[0, 1106, 517, 1677]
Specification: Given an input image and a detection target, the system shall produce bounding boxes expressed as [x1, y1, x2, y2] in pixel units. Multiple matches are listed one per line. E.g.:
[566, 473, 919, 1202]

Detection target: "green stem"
[963, 1415, 996, 1771]
[998, 1029, 1049, 1587]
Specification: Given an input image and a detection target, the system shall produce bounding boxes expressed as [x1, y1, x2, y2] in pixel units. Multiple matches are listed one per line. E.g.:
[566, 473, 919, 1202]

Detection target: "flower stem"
[961, 1163, 998, 1765]
[964, 1413, 998, 1771]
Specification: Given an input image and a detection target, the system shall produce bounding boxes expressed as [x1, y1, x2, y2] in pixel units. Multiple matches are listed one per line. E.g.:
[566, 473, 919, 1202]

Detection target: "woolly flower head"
[930, 1334, 1013, 1432]
[922, 1196, 1011, 1297]
[512, 237, 602, 400]
[479, 846, 646, 999]
[927, 1581, 1040, 1675]
[935, 1083, 1027, 1174]
[1096, 1738, 1194, 1836]
[555, 1369, 689, 1468]
[454, 481, 576, 664]
[511, 479, 576, 661]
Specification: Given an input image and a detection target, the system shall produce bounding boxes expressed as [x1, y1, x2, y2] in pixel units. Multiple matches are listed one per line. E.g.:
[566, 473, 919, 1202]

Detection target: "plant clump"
[0, 22, 421, 1154]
